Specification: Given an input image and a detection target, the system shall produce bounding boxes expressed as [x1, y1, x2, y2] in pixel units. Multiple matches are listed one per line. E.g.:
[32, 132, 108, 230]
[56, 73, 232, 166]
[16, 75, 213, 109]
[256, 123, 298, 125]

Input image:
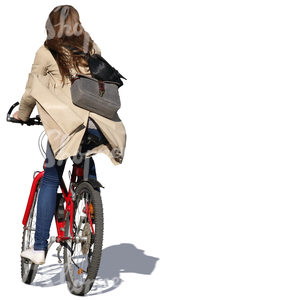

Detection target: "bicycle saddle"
[83, 133, 101, 146]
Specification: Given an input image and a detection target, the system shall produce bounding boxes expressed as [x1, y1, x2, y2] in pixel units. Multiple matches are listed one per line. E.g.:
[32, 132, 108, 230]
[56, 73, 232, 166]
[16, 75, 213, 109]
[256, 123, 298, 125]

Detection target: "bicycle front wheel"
[64, 181, 104, 296]
[21, 179, 41, 284]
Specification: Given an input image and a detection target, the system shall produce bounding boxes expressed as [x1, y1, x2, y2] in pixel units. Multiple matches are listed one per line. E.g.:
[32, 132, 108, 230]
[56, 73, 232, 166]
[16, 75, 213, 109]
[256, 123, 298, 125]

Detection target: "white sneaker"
[21, 247, 45, 265]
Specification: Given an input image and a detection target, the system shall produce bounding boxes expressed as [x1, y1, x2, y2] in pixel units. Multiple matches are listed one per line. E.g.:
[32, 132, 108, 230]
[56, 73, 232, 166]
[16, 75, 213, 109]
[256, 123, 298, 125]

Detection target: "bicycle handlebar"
[7, 102, 42, 126]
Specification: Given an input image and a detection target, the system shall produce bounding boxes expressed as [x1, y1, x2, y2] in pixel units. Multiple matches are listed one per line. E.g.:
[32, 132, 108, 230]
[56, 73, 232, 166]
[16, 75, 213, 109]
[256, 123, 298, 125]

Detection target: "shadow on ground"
[31, 243, 159, 295]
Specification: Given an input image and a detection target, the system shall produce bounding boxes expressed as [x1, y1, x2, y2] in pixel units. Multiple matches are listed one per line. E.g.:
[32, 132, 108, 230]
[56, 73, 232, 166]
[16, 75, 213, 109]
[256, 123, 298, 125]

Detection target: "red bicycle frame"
[22, 163, 93, 243]
[22, 171, 44, 227]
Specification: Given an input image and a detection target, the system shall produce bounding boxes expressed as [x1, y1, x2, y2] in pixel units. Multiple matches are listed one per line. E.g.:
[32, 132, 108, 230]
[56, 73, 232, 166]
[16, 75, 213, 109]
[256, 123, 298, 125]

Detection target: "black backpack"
[66, 46, 126, 87]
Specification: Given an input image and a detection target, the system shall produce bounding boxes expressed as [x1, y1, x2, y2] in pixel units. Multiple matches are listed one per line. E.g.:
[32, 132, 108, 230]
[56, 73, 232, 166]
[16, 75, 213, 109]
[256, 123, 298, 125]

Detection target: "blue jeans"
[34, 127, 106, 251]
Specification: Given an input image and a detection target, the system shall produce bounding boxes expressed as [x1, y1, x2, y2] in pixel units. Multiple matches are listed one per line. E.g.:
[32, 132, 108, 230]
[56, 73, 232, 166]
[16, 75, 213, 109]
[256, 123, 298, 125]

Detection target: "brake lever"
[6, 102, 22, 123]
[7, 102, 19, 116]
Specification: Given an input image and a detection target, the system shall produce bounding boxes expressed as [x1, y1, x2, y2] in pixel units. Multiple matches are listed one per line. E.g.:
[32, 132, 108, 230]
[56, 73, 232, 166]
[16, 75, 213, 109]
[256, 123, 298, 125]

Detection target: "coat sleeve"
[18, 46, 49, 121]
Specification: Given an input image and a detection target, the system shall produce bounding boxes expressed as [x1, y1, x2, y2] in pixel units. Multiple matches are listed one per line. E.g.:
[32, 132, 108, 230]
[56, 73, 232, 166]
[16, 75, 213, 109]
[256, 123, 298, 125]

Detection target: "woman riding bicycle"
[16, 5, 126, 264]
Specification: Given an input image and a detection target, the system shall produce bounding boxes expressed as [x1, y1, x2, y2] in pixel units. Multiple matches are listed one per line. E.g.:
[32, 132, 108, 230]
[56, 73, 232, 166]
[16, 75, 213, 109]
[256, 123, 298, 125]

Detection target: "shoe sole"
[21, 255, 45, 265]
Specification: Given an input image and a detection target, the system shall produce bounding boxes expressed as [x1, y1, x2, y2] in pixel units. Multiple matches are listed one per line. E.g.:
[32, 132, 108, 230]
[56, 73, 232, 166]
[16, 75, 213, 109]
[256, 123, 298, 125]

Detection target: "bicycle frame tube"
[22, 163, 91, 243]
[21, 168, 74, 240]
[22, 171, 44, 227]
[56, 164, 78, 241]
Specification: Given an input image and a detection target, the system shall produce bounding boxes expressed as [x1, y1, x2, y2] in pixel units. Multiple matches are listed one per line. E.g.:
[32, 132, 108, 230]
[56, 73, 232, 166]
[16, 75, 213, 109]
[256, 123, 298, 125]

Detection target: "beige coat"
[18, 44, 126, 165]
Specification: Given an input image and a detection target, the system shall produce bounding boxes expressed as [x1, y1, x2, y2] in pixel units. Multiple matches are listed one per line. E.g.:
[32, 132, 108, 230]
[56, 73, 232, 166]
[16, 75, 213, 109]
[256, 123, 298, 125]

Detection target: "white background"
[1, 0, 300, 299]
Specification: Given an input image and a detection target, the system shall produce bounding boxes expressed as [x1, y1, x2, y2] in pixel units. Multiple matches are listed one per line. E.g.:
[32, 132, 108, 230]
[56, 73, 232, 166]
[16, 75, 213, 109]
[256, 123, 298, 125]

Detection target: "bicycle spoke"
[63, 182, 103, 296]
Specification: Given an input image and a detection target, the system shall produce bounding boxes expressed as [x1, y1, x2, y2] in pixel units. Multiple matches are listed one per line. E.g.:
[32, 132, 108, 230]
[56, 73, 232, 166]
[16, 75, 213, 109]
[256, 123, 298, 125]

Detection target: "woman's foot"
[21, 247, 45, 265]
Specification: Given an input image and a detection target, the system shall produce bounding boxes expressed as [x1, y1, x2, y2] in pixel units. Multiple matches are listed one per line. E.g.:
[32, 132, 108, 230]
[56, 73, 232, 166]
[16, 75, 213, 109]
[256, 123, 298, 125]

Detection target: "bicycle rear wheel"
[21, 179, 41, 284]
[64, 181, 103, 296]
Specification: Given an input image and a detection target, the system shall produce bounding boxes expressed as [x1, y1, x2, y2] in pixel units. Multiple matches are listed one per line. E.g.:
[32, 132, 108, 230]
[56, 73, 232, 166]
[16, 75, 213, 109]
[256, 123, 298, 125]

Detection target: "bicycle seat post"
[83, 156, 91, 181]
[73, 145, 90, 181]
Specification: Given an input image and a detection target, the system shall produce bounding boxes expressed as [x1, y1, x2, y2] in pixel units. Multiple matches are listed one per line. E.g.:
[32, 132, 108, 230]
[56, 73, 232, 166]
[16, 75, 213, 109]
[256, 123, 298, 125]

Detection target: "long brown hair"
[44, 5, 95, 83]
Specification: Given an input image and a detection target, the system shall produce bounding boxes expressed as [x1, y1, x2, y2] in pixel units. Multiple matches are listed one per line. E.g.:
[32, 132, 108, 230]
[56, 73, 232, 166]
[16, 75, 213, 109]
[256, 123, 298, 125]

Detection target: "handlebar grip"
[9, 117, 23, 124]
[6, 115, 23, 124]
[7, 115, 42, 126]
[6, 102, 42, 126]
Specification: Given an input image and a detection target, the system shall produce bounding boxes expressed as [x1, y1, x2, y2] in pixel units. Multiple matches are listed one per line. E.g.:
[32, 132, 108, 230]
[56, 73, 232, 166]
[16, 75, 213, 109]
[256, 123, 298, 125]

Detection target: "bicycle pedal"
[23, 258, 31, 264]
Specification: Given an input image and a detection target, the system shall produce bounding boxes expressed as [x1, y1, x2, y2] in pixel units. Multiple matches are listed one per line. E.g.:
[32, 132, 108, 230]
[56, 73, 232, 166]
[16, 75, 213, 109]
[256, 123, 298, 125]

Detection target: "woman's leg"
[34, 145, 99, 251]
[34, 143, 67, 251]
[80, 124, 105, 189]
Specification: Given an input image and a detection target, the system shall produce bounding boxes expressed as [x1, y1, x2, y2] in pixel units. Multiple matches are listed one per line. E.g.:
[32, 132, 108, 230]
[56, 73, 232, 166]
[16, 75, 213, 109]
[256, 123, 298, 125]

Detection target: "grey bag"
[71, 73, 121, 119]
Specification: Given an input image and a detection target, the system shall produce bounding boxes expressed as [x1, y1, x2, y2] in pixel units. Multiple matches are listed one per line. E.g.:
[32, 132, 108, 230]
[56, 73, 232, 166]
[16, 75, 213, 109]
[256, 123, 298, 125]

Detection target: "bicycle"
[7, 102, 104, 296]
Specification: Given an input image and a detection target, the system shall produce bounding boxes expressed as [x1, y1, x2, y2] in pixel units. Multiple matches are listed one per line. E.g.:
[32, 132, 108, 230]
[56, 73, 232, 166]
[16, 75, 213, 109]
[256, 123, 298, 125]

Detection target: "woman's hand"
[13, 111, 21, 120]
